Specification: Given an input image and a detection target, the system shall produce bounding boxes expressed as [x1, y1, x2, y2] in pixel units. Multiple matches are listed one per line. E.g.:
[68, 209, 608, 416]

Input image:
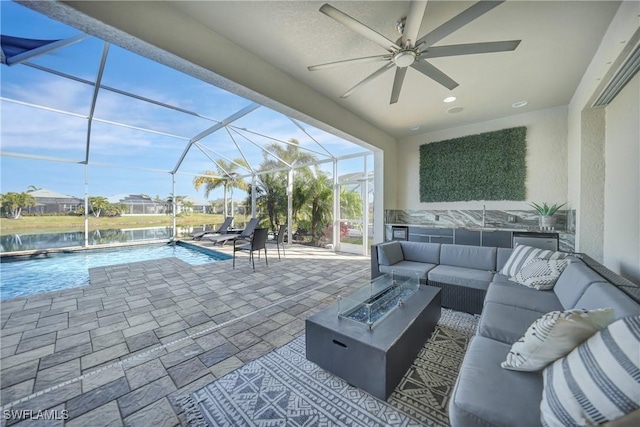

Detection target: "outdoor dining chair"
[233, 227, 268, 270]
[266, 223, 286, 259]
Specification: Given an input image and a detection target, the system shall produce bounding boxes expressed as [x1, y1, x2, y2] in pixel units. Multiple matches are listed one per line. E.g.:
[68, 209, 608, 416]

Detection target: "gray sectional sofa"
[371, 241, 640, 426]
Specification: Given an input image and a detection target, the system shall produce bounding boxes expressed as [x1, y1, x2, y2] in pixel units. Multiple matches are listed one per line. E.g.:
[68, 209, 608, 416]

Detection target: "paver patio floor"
[0, 243, 370, 426]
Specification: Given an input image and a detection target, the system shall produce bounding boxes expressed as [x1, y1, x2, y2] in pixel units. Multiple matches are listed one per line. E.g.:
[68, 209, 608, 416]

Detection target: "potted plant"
[529, 202, 566, 229]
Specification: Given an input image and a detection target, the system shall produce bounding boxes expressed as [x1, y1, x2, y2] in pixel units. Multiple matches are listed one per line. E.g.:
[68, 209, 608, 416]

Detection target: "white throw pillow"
[540, 316, 640, 427]
[500, 244, 567, 278]
[501, 308, 615, 372]
[513, 257, 571, 290]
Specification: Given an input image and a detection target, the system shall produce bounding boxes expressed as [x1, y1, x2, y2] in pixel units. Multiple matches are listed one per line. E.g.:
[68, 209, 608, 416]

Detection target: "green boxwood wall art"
[419, 126, 526, 202]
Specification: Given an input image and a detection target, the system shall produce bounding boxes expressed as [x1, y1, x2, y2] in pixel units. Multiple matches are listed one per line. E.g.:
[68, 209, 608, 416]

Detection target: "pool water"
[0, 243, 230, 300]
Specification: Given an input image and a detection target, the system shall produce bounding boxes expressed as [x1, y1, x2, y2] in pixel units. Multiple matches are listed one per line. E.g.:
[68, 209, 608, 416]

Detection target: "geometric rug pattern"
[181, 309, 479, 427]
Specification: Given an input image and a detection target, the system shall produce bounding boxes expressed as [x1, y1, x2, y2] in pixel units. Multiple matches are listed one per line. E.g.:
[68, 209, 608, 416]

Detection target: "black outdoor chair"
[233, 227, 268, 270]
[267, 223, 287, 259]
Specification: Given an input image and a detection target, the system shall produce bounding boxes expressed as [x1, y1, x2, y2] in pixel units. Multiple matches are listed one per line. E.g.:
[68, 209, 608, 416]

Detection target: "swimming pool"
[0, 243, 231, 300]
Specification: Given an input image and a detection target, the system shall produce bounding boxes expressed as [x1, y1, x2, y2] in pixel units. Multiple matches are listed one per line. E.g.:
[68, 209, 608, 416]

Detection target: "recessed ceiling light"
[512, 101, 528, 108]
[447, 106, 464, 114]
[409, 125, 420, 131]
[443, 96, 457, 103]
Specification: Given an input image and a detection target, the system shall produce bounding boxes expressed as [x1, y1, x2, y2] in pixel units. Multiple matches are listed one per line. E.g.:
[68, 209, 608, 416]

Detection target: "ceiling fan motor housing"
[393, 50, 417, 68]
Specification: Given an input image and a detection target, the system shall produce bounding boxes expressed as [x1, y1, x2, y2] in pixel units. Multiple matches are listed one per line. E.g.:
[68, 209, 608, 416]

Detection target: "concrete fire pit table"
[305, 273, 441, 400]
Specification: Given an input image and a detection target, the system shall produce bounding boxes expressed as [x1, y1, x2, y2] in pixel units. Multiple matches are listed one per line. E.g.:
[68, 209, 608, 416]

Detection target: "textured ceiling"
[164, 1, 620, 138]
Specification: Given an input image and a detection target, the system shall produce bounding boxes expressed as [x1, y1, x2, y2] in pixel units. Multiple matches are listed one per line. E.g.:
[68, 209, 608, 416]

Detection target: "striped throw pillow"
[513, 257, 571, 290]
[500, 244, 567, 278]
[502, 308, 615, 371]
[540, 316, 640, 426]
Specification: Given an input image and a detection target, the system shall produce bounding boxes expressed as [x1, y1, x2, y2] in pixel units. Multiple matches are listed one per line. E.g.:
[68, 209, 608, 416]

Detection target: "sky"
[0, 1, 372, 202]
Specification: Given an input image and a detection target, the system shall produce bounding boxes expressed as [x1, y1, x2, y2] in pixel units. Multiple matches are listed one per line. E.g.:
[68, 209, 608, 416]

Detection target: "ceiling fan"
[308, 1, 521, 104]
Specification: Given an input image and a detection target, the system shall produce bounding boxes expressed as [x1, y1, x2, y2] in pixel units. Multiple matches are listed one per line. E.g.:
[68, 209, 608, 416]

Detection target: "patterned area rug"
[180, 309, 479, 427]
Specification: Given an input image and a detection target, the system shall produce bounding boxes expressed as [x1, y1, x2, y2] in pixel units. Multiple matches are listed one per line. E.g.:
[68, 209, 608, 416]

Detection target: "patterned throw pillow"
[500, 244, 567, 278]
[513, 257, 571, 290]
[540, 316, 640, 426]
[501, 308, 615, 372]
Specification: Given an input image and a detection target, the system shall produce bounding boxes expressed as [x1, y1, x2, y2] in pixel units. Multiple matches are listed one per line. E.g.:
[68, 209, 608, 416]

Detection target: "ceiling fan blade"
[390, 67, 407, 104]
[320, 4, 401, 52]
[342, 62, 395, 98]
[421, 40, 521, 58]
[411, 59, 459, 90]
[416, 1, 504, 49]
[308, 55, 391, 71]
[402, 1, 428, 47]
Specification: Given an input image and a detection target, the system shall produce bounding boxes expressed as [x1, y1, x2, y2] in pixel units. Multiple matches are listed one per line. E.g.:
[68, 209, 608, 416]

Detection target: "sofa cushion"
[553, 261, 604, 308]
[478, 302, 545, 344]
[428, 265, 493, 291]
[501, 308, 615, 372]
[492, 273, 516, 284]
[500, 244, 567, 278]
[439, 244, 497, 271]
[573, 282, 640, 319]
[485, 281, 563, 313]
[449, 336, 543, 427]
[379, 261, 435, 281]
[540, 316, 640, 426]
[400, 241, 440, 264]
[497, 248, 514, 272]
[377, 241, 404, 266]
[513, 257, 571, 290]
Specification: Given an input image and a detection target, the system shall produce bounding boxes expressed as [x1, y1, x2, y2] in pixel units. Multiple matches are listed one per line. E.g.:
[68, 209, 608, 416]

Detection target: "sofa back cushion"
[553, 261, 606, 308]
[573, 282, 640, 319]
[400, 241, 440, 264]
[496, 248, 514, 272]
[439, 244, 497, 271]
[377, 241, 404, 266]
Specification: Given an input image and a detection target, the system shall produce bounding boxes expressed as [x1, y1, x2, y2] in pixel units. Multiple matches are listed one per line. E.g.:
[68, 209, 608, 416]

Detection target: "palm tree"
[0, 192, 36, 219]
[299, 170, 333, 245]
[256, 139, 319, 229]
[193, 159, 249, 217]
[88, 196, 109, 217]
[26, 185, 41, 192]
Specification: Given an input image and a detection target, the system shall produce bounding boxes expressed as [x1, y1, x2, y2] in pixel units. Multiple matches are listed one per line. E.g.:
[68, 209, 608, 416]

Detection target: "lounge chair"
[191, 217, 233, 240]
[204, 217, 259, 246]
[233, 227, 268, 270]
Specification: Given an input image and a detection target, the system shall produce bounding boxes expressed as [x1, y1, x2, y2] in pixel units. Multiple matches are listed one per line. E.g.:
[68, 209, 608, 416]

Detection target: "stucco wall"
[603, 73, 640, 284]
[567, 1, 638, 252]
[396, 106, 568, 211]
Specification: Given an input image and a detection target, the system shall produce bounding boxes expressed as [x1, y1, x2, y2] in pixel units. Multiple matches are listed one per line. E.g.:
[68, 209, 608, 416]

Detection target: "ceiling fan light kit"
[308, 1, 521, 105]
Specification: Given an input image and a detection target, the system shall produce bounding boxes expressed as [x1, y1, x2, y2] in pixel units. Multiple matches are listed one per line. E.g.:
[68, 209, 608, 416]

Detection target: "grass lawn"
[0, 213, 251, 235]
